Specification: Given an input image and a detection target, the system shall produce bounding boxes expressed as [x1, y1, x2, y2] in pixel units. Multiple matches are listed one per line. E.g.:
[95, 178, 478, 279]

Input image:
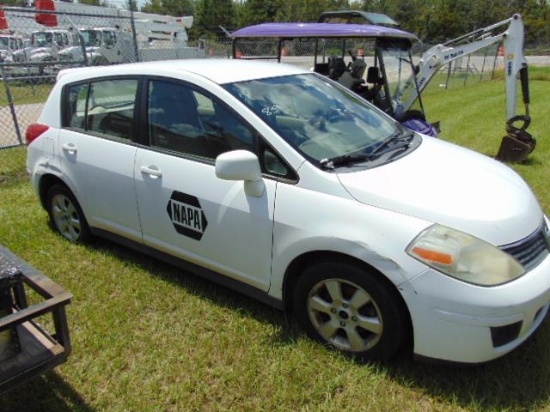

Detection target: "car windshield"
[32, 32, 52, 47]
[224, 73, 401, 165]
[80, 30, 102, 47]
[379, 40, 422, 115]
[0, 36, 11, 50]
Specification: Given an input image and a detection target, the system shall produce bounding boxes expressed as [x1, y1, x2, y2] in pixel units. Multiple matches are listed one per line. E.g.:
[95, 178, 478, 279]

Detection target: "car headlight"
[406, 224, 525, 286]
[543, 218, 550, 248]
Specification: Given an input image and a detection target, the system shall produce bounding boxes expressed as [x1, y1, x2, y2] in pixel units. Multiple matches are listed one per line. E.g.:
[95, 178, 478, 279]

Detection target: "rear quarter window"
[65, 78, 139, 140]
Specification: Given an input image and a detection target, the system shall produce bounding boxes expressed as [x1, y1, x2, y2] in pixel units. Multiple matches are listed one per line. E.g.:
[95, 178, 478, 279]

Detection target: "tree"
[165, 0, 194, 15]
[137, 0, 550, 47]
[79, 0, 103, 5]
[127, 0, 137, 11]
[140, 0, 163, 14]
[193, 0, 234, 38]
[276, 0, 351, 22]
[141, 0, 194, 16]
[0, 0, 32, 5]
[237, 0, 278, 26]
[522, 0, 550, 44]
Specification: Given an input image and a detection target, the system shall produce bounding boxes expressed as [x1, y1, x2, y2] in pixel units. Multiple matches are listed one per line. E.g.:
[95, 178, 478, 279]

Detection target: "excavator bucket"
[496, 115, 536, 163]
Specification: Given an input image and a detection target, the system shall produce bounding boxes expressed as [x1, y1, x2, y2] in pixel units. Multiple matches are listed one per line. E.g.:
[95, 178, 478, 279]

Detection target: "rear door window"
[65, 78, 139, 141]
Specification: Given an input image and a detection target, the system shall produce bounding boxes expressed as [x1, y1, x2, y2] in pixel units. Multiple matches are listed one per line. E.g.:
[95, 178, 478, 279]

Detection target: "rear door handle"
[140, 165, 162, 178]
[61, 143, 77, 154]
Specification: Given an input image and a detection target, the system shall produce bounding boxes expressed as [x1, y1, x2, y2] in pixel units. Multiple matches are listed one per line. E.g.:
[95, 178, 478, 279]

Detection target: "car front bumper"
[400, 251, 550, 364]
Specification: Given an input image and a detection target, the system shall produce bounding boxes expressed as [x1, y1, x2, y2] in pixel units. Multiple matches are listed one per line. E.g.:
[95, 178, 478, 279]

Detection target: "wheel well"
[38, 174, 68, 209]
[283, 251, 412, 333]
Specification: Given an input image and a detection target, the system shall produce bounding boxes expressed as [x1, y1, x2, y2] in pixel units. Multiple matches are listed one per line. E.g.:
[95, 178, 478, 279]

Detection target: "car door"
[58, 78, 142, 242]
[134, 79, 276, 291]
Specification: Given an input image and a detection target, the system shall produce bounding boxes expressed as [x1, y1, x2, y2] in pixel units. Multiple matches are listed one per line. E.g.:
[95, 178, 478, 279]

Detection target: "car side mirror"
[215, 150, 265, 197]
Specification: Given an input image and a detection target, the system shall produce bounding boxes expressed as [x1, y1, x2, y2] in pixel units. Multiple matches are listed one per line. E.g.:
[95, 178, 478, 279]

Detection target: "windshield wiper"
[367, 131, 414, 160]
[319, 131, 414, 169]
[320, 153, 370, 169]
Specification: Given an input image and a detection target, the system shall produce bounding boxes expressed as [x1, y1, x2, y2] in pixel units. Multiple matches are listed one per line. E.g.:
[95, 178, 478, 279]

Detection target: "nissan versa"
[26, 59, 550, 363]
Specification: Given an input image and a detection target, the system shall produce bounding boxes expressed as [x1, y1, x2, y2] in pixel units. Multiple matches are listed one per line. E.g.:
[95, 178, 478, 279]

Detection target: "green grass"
[1, 70, 550, 411]
[421, 67, 550, 213]
[0, 80, 54, 106]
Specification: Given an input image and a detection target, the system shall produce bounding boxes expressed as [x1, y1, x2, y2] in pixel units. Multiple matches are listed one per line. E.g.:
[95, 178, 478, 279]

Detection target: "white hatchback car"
[26, 59, 550, 364]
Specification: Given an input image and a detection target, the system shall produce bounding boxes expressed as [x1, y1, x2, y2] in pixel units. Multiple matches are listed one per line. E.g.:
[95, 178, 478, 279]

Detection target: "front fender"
[58, 46, 83, 61]
[268, 184, 432, 301]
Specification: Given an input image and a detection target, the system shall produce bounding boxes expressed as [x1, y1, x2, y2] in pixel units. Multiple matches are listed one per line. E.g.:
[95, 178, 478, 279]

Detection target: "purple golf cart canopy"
[230, 22, 417, 41]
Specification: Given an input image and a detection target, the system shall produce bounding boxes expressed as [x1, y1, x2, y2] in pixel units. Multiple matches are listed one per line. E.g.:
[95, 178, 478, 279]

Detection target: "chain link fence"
[0, 4, 548, 182]
[0, 3, 208, 178]
[213, 35, 550, 81]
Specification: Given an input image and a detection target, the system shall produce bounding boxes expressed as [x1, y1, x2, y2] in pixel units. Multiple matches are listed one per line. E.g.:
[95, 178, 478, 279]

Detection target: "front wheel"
[294, 259, 408, 361]
[46, 184, 91, 243]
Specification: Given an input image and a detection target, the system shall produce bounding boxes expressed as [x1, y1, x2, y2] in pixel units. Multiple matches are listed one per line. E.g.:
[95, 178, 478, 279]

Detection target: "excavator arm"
[396, 14, 534, 162]
[400, 14, 528, 117]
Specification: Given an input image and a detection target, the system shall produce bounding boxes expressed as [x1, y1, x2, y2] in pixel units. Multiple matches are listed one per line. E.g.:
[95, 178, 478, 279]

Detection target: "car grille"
[500, 226, 550, 271]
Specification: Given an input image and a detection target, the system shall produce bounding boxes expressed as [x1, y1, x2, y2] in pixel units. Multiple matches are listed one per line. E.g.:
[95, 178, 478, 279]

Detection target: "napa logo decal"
[167, 191, 208, 240]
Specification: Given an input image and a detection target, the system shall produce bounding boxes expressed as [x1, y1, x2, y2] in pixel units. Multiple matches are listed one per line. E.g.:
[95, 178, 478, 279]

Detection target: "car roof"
[230, 22, 416, 41]
[56, 58, 310, 85]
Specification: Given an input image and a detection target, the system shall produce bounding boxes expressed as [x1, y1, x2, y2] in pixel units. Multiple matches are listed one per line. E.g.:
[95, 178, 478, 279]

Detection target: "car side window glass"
[66, 79, 138, 141]
[104, 30, 116, 47]
[148, 80, 255, 159]
[88, 79, 138, 139]
[262, 147, 289, 177]
[68, 83, 89, 129]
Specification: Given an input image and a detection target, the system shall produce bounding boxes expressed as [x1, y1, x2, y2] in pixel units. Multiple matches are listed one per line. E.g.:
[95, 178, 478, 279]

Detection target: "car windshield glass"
[0, 37, 10, 49]
[32, 32, 52, 47]
[378, 40, 420, 114]
[224, 73, 400, 165]
[80, 30, 101, 47]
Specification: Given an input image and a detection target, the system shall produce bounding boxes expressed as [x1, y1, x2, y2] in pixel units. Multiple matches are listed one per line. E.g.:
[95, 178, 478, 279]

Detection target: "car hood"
[58, 46, 80, 55]
[30, 47, 54, 56]
[336, 136, 542, 245]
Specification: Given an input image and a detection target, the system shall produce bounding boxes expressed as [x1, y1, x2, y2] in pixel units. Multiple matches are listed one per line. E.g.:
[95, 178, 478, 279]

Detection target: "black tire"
[46, 184, 91, 243]
[294, 259, 408, 361]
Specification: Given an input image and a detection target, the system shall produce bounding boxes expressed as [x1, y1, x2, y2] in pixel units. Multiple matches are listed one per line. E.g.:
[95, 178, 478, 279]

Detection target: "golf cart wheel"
[294, 259, 408, 361]
[46, 184, 91, 243]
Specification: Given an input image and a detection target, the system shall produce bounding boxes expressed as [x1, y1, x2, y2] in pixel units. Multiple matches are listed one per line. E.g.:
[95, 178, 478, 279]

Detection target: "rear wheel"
[294, 259, 408, 361]
[46, 184, 91, 243]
